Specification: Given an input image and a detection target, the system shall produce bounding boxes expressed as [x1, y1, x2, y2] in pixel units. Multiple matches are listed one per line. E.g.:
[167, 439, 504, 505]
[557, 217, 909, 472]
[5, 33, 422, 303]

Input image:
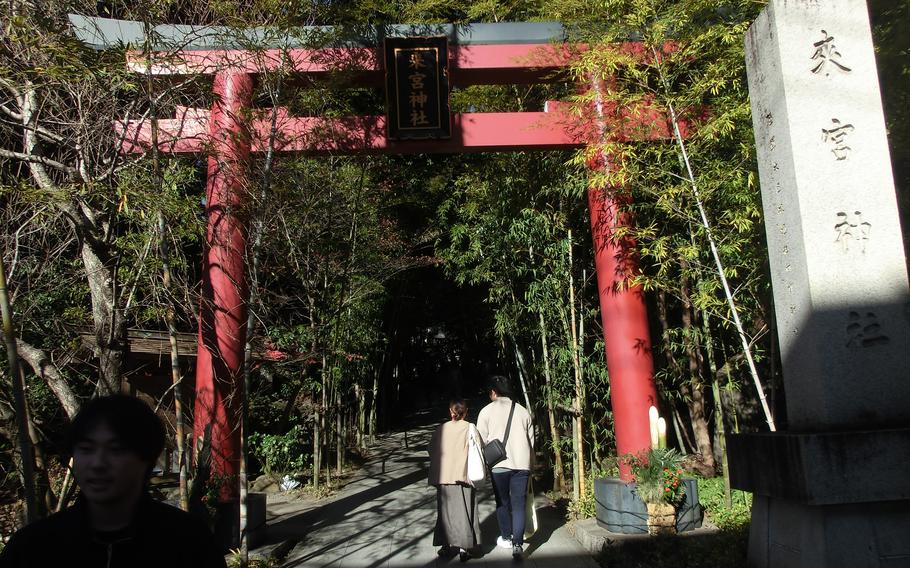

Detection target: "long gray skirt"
[433, 484, 481, 550]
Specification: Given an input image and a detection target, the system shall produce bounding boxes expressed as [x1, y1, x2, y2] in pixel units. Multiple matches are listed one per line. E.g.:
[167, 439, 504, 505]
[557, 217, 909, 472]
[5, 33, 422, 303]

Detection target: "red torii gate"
[75, 17, 683, 495]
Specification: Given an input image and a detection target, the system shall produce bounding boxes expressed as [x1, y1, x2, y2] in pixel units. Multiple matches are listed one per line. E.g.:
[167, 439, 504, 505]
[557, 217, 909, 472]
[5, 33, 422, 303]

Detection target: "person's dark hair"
[66, 395, 166, 474]
[449, 399, 468, 420]
[487, 375, 512, 397]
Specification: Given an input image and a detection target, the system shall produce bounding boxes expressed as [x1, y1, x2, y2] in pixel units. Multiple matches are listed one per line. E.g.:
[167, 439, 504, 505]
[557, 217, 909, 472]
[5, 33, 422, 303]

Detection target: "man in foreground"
[0, 395, 227, 568]
[476, 375, 534, 559]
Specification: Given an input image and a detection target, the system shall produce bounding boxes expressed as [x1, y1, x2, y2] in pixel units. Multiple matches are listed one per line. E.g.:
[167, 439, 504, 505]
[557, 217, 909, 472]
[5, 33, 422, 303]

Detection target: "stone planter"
[645, 502, 677, 536]
[594, 477, 702, 534]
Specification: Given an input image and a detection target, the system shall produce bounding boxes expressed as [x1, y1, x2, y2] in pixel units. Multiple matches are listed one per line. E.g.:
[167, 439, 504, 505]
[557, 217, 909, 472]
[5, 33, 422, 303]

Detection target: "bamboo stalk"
[671, 406, 694, 454]
[336, 395, 343, 475]
[567, 230, 586, 498]
[319, 352, 328, 487]
[571, 407, 580, 501]
[54, 458, 74, 513]
[537, 310, 564, 492]
[355, 382, 364, 449]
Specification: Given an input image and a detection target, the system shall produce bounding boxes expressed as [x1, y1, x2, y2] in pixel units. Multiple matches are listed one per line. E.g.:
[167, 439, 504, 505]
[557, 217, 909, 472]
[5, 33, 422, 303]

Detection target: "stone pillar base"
[748, 496, 910, 567]
[729, 429, 910, 567]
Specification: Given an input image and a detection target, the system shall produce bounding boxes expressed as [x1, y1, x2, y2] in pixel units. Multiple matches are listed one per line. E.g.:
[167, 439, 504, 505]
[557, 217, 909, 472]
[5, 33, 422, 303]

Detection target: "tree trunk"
[707, 329, 735, 508]
[369, 370, 378, 444]
[335, 395, 343, 475]
[20, 81, 125, 397]
[312, 402, 320, 490]
[354, 382, 364, 449]
[679, 267, 715, 474]
[83, 241, 125, 396]
[10, 340, 80, 516]
[656, 290, 696, 455]
[24, 401, 51, 516]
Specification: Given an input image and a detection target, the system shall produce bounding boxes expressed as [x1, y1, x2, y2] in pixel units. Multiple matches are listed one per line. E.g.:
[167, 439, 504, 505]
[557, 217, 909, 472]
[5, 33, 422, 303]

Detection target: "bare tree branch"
[16, 339, 80, 419]
[0, 148, 77, 175]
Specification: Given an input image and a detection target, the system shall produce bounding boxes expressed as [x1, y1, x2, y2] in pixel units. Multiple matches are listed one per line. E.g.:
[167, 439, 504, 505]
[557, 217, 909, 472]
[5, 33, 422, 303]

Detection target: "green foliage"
[248, 426, 309, 476]
[113, 159, 204, 329]
[868, 1, 910, 252]
[696, 475, 752, 530]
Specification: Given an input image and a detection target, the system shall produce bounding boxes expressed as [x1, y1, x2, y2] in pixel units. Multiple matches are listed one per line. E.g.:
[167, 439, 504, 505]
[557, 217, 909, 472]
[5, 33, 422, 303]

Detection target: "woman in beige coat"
[427, 399, 482, 562]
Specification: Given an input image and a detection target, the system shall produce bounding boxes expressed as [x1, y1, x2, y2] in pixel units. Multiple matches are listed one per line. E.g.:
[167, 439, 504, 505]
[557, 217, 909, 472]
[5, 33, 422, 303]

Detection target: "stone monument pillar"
[729, 0, 910, 565]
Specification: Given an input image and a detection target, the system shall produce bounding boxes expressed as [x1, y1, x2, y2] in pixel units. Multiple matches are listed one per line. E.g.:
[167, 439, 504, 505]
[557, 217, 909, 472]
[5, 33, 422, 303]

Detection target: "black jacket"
[0, 496, 227, 568]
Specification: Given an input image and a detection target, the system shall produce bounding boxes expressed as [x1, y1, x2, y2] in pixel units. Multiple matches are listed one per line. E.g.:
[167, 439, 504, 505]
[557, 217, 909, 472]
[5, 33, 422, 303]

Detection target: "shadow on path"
[258, 416, 599, 568]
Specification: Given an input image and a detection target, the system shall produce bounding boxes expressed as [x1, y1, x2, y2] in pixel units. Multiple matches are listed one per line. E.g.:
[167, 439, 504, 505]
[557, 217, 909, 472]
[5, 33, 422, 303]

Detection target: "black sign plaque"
[384, 37, 450, 140]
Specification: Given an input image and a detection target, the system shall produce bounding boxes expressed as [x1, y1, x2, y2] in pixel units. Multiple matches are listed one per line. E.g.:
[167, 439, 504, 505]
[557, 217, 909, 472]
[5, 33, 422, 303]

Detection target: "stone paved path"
[259, 417, 599, 568]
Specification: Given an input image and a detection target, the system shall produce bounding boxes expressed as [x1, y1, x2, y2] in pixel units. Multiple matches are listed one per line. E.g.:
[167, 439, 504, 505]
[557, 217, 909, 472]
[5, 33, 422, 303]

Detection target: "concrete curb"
[568, 516, 721, 555]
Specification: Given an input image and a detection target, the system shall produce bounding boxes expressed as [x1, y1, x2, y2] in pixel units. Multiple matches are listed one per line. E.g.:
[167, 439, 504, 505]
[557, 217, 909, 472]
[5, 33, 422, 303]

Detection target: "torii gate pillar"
[587, 158, 658, 481]
[194, 70, 253, 500]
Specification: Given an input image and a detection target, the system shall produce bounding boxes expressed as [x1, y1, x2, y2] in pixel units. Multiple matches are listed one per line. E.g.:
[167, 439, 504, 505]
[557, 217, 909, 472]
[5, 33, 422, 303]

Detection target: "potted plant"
[625, 447, 686, 535]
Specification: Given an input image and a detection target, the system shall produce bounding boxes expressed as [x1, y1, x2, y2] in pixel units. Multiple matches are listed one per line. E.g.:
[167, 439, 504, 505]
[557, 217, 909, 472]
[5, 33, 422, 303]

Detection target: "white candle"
[649, 405, 659, 450]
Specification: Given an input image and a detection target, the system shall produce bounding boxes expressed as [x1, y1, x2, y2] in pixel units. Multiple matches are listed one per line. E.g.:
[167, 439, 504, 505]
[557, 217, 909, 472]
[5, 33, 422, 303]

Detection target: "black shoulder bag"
[482, 401, 516, 468]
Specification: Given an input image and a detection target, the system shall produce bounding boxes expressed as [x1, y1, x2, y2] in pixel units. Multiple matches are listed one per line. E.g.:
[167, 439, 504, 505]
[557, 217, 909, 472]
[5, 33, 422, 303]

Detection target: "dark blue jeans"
[491, 469, 530, 546]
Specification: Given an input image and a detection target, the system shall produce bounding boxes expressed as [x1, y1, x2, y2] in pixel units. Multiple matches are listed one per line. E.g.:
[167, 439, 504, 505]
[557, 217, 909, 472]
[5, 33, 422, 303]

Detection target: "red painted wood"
[119, 110, 583, 154]
[116, 101, 686, 155]
[127, 44, 574, 85]
[587, 177, 659, 481]
[582, 74, 663, 481]
[193, 70, 252, 501]
[128, 47, 378, 78]
[125, 42, 678, 85]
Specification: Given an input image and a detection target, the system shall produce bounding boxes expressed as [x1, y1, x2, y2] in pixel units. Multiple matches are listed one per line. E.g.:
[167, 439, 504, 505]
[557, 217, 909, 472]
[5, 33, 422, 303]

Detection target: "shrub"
[696, 475, 752, 530]
[248, 425, 309, 476]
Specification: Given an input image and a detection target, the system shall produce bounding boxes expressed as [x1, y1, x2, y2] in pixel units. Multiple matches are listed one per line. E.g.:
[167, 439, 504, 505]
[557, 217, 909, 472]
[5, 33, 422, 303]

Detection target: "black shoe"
[438, 545, 456, 557]
[512, 544, 523, 559]
[459, 548, 470, 562]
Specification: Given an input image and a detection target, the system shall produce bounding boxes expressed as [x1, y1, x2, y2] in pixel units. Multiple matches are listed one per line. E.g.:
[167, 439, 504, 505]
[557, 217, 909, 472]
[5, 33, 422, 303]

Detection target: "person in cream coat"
[428, 399, 482, 562]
